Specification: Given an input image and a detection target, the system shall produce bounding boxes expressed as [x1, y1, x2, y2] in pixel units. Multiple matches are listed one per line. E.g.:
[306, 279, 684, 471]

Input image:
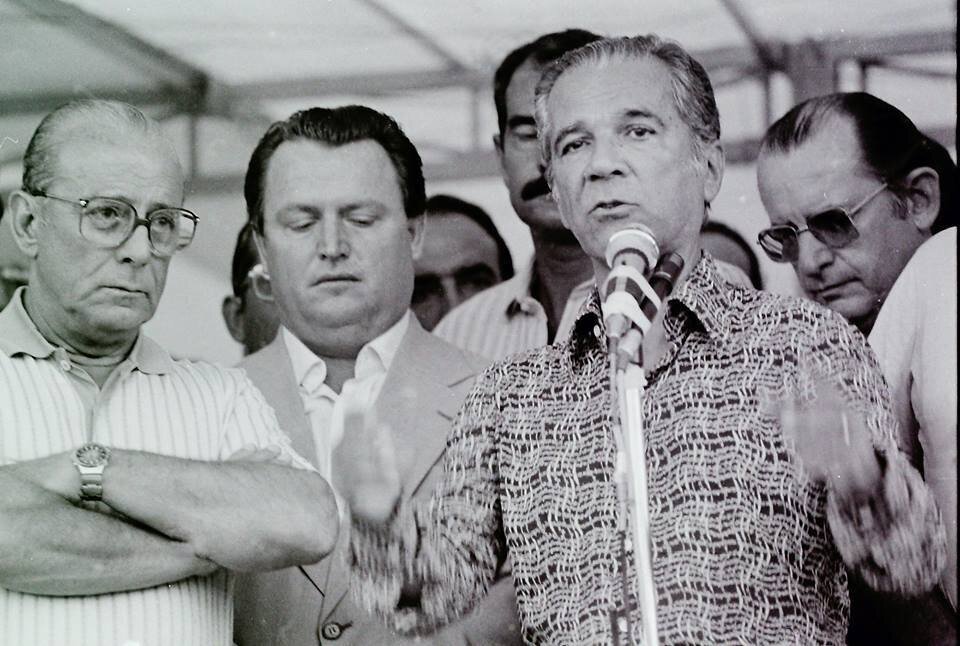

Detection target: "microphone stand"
[605, 250, 682, 646]
[609, 349, 659, 646]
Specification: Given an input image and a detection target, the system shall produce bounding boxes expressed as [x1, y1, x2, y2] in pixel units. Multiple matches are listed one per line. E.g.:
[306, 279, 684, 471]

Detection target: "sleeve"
[867, 236, 957, 606]
[809, 313, 947, 596]
[218, 369, 317, 472]
[349, 366, 507, 636]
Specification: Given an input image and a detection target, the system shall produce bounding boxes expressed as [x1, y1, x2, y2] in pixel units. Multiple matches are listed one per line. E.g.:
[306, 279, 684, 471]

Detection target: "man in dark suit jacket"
[232, 105, 521, 645]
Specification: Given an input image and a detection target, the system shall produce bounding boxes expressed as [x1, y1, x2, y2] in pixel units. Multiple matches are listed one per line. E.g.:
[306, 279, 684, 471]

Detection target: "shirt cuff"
[828, 454, 947, 596]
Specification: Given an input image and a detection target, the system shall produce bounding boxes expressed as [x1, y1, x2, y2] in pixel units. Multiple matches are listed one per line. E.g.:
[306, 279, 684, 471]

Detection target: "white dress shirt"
[282, 311, 410, 480]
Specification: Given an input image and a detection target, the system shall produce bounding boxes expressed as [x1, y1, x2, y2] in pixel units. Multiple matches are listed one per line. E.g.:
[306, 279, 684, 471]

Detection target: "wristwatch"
[72, 442, 111, 502]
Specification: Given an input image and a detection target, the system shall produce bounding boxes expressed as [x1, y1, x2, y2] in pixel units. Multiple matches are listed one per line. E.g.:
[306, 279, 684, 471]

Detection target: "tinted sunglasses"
[757, 182, 888, 263]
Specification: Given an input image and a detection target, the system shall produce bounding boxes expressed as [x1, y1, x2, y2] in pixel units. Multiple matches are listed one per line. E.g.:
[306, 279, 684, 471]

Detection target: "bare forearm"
[101, 451, 339, 571]
[0, 471, 215, 595]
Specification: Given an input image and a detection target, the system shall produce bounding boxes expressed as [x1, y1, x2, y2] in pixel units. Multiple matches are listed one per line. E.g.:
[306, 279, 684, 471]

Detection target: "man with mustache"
[432, 29, 601, 360]
[435, 29, 751, 361]
[0, 99, 338, 646]
[232, 105, 521, 645]
[338, 36, 945, 644]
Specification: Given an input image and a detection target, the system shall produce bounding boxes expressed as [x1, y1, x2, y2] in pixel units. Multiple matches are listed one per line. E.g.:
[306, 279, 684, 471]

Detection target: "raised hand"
[333, 400, 402, 524]
[776, 379, 883, 503]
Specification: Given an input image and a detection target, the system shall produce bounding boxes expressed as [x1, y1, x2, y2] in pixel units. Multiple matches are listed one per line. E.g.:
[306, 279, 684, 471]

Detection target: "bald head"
[22, 99, 183, 195]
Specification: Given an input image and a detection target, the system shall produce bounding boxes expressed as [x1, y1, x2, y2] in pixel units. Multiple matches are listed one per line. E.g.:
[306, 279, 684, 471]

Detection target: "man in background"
[0, 99, 337, 646]
[433, 29, 601, 360]
[756, 91, 957, 643]
[222, 223, 280, 355]
[701, 220, 762, 289]
[411, 193, 513, 330]
[233, 105, 521, 645]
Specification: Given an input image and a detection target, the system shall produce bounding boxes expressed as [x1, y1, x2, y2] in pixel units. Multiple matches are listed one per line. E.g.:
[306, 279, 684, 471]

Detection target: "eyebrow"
[621, 109, 665, 129]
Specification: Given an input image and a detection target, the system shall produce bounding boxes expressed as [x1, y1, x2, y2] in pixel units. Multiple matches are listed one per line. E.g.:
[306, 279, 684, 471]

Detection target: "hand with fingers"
[332, 400, 402, 524]
[776, 380, 883, 505]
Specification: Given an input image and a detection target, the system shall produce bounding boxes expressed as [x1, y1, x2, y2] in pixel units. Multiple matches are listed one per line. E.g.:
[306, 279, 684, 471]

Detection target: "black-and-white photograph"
[0, 1, 955, 644]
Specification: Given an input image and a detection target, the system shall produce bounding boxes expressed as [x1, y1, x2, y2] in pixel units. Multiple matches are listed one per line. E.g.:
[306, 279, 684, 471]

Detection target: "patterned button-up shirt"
[351, 255, 945, 645]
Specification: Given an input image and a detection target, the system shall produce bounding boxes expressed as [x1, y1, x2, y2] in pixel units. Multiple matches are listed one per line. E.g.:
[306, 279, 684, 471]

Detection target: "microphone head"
[604, 225, 659, 271]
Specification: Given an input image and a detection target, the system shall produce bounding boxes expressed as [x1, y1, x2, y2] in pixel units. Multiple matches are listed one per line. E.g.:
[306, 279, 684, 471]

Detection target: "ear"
[493, 133, 509, 179]
[700, 142, 725, 205]
[8, 190, 43, 259]
[900, 166, 940, 233]
[408, 214, 425, 261]
[221, 295, 247, 344]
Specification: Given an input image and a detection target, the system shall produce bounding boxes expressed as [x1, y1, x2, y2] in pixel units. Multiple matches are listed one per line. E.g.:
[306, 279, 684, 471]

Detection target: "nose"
[318, 217, 349, 261]
[586, 135, 627, 182]
[116, 222, 153, 265]
[794, 231, 833, 278]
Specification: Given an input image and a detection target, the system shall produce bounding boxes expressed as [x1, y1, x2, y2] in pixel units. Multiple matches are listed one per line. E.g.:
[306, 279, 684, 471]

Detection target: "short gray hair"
[22, 99, 180, 193]
[534, 34, 721, 179]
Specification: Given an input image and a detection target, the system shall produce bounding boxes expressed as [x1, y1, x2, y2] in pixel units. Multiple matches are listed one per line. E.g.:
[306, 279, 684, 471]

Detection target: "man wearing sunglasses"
[222, 223, 281, 356]
[0, 100, 339, 646]
[757, 92, 957, 645]
[756, 92, 954, 336]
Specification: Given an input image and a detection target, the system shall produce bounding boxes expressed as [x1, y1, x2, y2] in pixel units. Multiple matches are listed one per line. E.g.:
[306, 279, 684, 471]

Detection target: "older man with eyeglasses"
[0, 99, 339, 646]
[757, 91, 957, 645]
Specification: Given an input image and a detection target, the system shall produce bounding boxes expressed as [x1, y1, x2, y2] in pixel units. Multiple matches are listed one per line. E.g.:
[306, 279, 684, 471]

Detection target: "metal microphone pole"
[615, 354, 659, 646]
[605, 250, 683, 646]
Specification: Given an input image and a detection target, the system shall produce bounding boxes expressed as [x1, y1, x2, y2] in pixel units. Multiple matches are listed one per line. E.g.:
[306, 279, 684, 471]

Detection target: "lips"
[102, 285, 146, 295]
[314, 274, 359, 285]
[814, 279, 855, 301]
[590, 200, 634, 215]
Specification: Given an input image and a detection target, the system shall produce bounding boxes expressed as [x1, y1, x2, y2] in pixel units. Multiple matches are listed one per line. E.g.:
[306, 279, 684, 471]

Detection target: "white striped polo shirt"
[433, 259, 594, 362]
[0, 289, 310, 646]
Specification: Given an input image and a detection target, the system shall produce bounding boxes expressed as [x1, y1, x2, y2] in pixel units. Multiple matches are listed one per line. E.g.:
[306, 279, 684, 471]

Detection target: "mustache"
[520, 176, 551, 201]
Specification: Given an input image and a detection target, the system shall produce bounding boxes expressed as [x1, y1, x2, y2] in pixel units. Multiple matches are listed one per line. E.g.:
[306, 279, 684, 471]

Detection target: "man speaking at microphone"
[337, 35, 946, 645]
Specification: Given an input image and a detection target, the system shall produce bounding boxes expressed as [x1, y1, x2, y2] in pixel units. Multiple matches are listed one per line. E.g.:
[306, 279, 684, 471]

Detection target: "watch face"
[75, 443, 110, 467]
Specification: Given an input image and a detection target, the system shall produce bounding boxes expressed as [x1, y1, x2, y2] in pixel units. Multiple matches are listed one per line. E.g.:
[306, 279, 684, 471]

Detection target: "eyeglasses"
[757, 182, 888, 263]
[29, 191, 198, 257]
[242, 263, 273, 302]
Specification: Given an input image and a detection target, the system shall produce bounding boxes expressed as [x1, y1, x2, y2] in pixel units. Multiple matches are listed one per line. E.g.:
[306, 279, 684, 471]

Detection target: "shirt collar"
[504, 258, 540, 317]
[0, 286, 174, 374]
[505, 257, 595, 318]
[283, 309, 411, 387]
[567, 253, 734, 363]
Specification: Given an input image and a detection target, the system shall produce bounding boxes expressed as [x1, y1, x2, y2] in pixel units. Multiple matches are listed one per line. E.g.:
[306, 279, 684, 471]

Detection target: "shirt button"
[617, 616, 629, 633]
[321, 622, 343, 640]
[59, 359, 71, 372]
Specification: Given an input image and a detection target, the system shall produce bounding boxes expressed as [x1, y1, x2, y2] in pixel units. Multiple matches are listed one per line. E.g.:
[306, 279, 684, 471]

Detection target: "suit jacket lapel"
[240, 333, 318, 469]
[321, 319, 477, 619]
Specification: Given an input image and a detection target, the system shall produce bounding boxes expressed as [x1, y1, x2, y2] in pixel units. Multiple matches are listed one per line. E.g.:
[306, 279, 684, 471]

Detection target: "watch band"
[73, 443, 111, 502]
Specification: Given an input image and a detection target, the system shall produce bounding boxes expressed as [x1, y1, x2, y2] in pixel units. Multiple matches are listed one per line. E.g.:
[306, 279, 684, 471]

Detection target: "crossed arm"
[0, 449, 339, 596]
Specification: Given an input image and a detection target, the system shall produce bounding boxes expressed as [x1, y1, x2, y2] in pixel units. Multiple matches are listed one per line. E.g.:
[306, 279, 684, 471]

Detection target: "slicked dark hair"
[425, 194, 514, 280]
[244, 105, 425, 233]
[493, 29, 601, 138]
[761, 92, 956, 233]
[229, 223, 260, 298]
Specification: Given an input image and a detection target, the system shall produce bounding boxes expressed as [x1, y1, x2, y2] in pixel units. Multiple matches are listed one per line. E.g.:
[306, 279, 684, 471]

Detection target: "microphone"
[602, 226, 660, 346]
[601, 226, 684, 369]
[614, 253, 684, 369]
